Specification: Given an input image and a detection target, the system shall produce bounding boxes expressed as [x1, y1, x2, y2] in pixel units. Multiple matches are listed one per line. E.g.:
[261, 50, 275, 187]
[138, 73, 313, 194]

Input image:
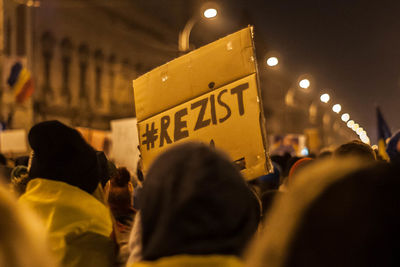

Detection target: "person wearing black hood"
[245, 158, 400, 267]
[127, 142, 260, 267]
[19, 120, 114, 267]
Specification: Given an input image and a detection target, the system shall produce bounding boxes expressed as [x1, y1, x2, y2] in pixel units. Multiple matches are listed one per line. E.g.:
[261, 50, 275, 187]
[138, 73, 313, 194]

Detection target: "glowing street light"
[320, 93, 330, 103]
[359, 131, 367, 138]
[347, 120, 355, 128]
[352, 123, 359, 131]
[332, 104, 341, 113]
[356, 127, 364, 135]
[266, 57, 279, 67]
[299, 79, 310, 89]
[361, 136, 370, 144]
[341, 113, 350, 122]
[203, 8, 217, 18]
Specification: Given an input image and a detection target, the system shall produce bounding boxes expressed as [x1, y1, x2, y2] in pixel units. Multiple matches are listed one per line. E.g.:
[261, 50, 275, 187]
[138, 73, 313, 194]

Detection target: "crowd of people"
[0, 120, 399, 267]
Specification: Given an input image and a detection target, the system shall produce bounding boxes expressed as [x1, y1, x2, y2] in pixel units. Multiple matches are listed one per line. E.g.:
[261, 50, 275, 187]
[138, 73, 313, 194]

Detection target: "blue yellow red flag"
[6, 62, 34, 103]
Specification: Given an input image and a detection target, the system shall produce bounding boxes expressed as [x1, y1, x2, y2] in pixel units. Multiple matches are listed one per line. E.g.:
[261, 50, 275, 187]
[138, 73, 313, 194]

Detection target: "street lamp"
[203, 8, 217, 18]
[361, 135, 370, 144]
[332, 104, 341, 113]
[341, 113, 350, 122]
[347, 120, 354, 128]
[299, 79, 310, 89]
[266, 56, 279, 67]
[320, 93, 330, 103]
[179, 5, 218, 52]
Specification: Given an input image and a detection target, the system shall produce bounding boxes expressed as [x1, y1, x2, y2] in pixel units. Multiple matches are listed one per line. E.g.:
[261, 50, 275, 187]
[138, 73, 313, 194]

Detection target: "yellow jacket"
[20, 178, 114, 267]
[129, 255, 244, 267]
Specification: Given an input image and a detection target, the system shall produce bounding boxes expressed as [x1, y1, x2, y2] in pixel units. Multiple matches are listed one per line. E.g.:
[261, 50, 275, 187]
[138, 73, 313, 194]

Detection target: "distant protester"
[254, 161, 281, 194]
[287, 157, 314, 185]
[129, 142, 259, 267]
[0, 153, 7, 165]
[108, 167, 136, 266]
[19, 120, 114, 267]
[10, 165, 30, 196]
[15, 155, 30, 166]
[245, 158, 400, 267]
[334, 140, 376, 161]
[386, 130, 400, 163]
[0, 153, 12, 183]
[0, 182, 56, 267]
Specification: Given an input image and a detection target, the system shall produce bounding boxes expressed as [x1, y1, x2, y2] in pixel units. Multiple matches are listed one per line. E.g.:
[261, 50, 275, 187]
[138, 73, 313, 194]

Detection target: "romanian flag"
[376, 106, 391, 161]
[6, 62, 34, 104]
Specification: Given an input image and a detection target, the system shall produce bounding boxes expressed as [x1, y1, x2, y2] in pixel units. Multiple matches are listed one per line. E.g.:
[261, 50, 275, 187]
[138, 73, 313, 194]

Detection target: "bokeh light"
[266, 57, 279, 67]
[332, 104, 341, 113]
[320, 93, 330, 103]
[299, 79, 310, 89]
[203, 8, 218, 18]
[341, 113, 350, 122]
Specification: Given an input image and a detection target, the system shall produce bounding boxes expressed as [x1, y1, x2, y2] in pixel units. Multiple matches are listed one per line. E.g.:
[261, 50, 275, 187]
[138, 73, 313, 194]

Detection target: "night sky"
[250, 0, 400, 143]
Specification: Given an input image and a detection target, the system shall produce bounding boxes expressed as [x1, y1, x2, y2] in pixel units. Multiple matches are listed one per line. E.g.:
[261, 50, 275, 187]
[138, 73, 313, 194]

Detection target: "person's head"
[287, 157, 314, 185]
[0, 182, 56, 267]
[108, 167, 133, 219]
[28, 120, 101, 194]
[0, 153, 7, 166]
[256, 162, 282, 194]
[139, 142, 259, 261]
[334, 140, 376, 161]
[15, 156, 29, 167]
[386, 130, 400, 163]
[245, 158, 400, 267]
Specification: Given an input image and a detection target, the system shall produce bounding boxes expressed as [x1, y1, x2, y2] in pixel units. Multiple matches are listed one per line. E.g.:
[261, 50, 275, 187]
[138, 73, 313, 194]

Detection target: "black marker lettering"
[191, 98, 210, 130]
[174, 108, 189, 141]
[217, 89, 231, 123]
[159, 115, 172, 147]
[209, 94, 217, 125]
[231, 83, 249, 116]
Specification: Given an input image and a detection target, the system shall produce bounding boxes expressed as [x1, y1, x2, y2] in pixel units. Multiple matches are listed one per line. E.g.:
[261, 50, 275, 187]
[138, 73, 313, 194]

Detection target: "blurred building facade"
[1, 0, 179, 130]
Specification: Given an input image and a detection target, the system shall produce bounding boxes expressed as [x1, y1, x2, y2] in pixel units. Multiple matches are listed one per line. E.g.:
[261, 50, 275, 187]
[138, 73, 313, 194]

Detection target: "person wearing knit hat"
[28, 120, 101, 193]
[20, 120, 114, 267]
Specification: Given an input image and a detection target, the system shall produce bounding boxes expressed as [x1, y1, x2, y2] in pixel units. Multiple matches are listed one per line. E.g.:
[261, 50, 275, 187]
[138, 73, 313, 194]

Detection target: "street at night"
[0, 1, 399, 267]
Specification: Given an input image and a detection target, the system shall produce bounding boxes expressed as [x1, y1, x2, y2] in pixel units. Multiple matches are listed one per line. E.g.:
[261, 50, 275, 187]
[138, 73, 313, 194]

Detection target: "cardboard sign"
[111, 118, 139, 174]
[134, 27, 256, 122]
[133, 27, 271, 180]
[0, 129, 28, 154]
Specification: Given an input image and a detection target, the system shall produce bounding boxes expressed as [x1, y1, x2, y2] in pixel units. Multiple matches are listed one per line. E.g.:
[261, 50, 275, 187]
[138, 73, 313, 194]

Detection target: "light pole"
[178, 7, 218, 52]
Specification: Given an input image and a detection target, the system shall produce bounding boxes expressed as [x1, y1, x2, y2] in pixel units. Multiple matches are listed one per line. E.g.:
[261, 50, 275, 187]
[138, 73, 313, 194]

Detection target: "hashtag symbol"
[142, 122, 158, 150]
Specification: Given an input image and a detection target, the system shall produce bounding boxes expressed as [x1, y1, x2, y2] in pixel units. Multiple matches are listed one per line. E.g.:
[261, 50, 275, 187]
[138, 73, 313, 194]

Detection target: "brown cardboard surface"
[137, 73, 267, 180]
[133, 26, 256, 122]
